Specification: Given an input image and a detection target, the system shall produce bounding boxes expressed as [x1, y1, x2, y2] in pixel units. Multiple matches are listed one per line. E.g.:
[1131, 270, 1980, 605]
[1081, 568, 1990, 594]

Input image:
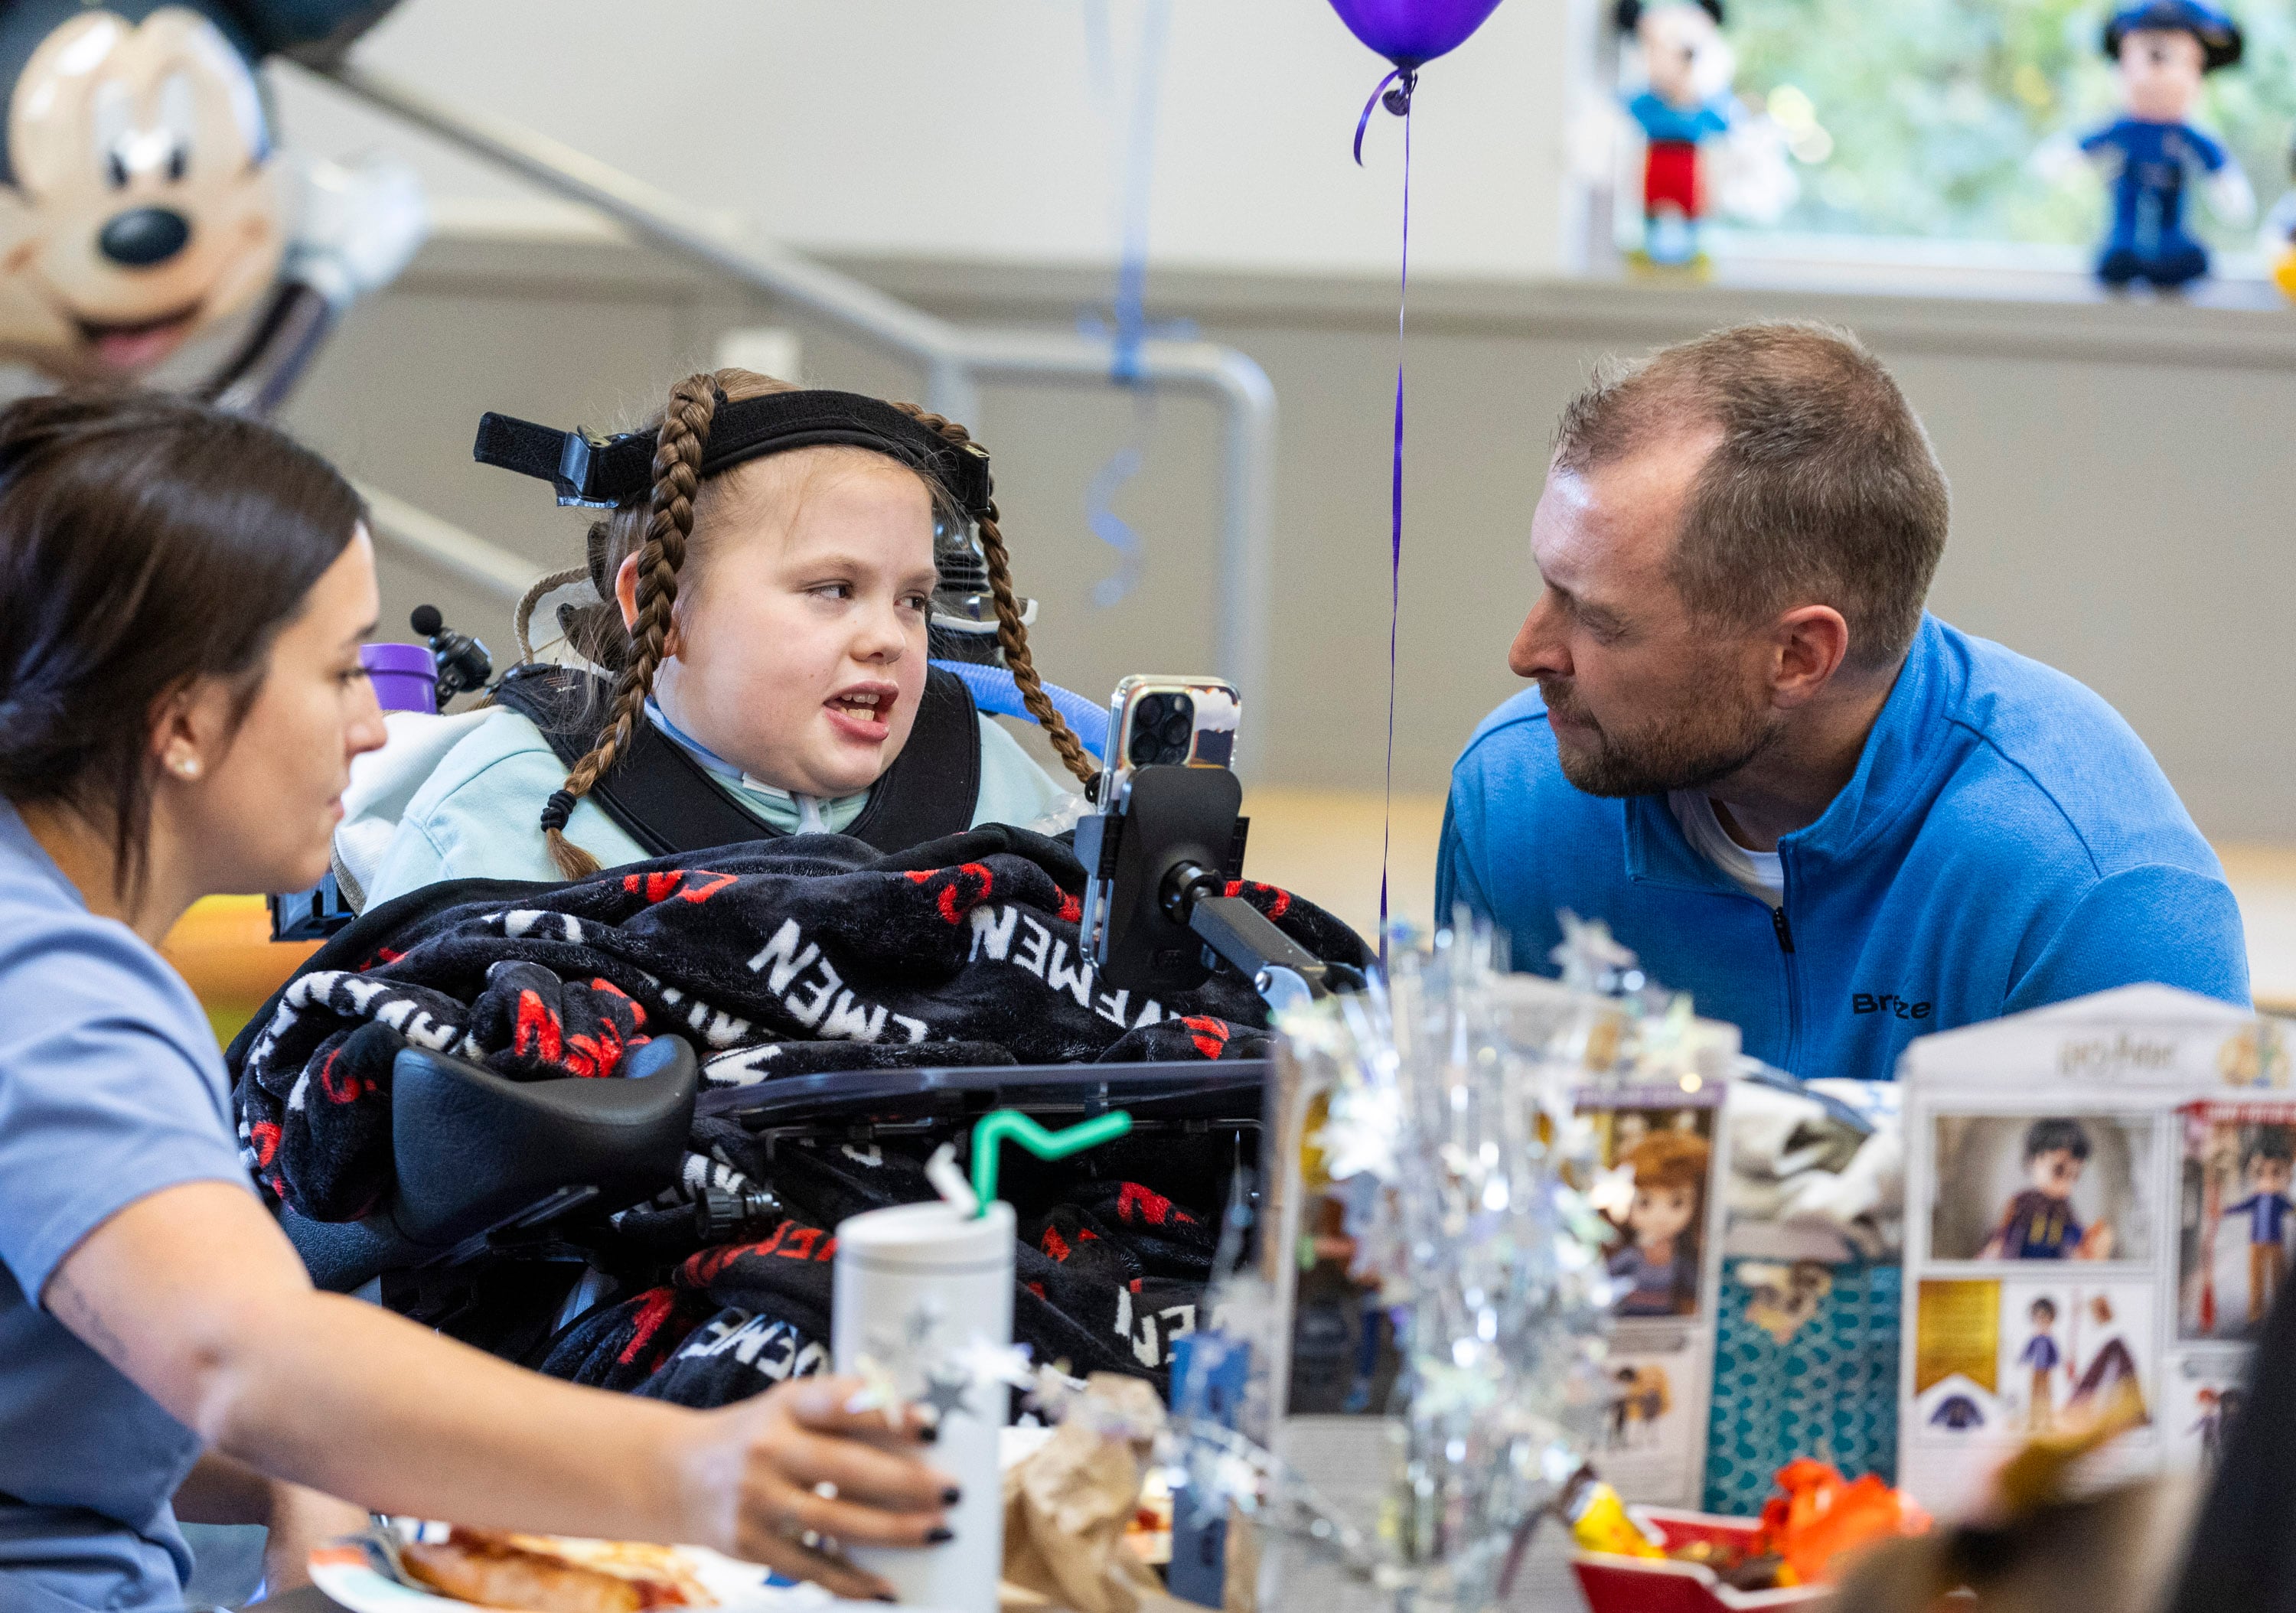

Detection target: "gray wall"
[276, 236, 2296, 838]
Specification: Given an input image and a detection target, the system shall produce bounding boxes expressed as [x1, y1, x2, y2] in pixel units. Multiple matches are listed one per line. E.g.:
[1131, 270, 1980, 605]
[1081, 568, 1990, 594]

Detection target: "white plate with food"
[310, 1525, 837, 1612]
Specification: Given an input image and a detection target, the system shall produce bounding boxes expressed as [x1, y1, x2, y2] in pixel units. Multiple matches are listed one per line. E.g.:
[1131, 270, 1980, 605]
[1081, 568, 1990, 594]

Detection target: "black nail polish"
[926, 1527, 955, 1544]
[941, 1488, 962, 1507]
[874, 1593, 898, 1602]
[915, 1423, 938, 1444]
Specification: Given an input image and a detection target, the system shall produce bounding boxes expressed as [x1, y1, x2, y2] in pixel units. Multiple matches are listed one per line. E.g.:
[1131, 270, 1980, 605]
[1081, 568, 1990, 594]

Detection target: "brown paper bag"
[1000, 1376, 1201, 1613]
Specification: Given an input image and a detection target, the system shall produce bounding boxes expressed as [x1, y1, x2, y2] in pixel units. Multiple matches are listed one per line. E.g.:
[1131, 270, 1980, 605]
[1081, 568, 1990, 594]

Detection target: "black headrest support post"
[472, 389, 994, 515]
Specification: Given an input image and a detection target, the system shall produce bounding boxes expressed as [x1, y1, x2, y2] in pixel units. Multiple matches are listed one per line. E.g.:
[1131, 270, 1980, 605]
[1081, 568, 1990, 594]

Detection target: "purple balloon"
[1325, 0, 1508, 68]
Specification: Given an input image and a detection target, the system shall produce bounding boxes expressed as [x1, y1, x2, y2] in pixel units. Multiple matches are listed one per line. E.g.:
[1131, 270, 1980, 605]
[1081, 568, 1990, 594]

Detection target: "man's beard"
[1541, 676, 1780, 798]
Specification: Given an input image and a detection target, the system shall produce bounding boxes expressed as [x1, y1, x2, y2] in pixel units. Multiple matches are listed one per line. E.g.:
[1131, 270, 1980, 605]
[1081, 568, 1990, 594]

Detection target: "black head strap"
[472, 389, 993, 515]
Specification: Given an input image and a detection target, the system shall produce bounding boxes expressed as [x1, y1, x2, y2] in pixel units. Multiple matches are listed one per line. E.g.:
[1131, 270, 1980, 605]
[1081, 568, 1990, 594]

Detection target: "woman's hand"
[51, 1182, 954, 1575]
[678, 1377, 956, 1599]
[259, 1483, 371, 1597]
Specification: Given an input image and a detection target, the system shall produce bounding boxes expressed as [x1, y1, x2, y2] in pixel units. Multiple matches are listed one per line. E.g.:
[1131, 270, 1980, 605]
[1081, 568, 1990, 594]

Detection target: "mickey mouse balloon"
[0, 2, 406, 384]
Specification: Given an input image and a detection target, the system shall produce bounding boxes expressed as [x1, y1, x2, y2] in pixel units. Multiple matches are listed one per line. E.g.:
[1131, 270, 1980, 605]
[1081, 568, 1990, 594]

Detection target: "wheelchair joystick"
[410, 603, 492, 703]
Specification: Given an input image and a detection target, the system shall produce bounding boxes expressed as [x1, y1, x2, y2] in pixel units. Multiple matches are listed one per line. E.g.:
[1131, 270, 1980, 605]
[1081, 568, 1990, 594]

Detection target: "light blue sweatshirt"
[1436, 614, 2249, 1082]
[362, 703, 1073, 908]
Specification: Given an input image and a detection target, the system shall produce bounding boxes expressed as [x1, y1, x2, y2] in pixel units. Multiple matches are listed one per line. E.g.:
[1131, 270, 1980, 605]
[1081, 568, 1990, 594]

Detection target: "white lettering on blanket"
[678, 1312, 828, 1381]
[266, 971, 481, 1112]
[501, 910, 585, 945]
[744, 919, 925, 1044]
[966, 904, 1166, 1029]
[655, 983, 752, 1049]
[1112, 1284, 1198, 1369]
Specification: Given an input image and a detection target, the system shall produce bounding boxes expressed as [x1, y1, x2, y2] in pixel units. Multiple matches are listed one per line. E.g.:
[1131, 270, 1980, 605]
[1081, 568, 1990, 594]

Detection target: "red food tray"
[1571, 1507, 1833, 1613]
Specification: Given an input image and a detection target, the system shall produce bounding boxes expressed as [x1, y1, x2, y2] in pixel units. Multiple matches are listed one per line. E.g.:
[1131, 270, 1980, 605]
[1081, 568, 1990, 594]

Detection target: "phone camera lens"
[1135, 693, 1167, 726]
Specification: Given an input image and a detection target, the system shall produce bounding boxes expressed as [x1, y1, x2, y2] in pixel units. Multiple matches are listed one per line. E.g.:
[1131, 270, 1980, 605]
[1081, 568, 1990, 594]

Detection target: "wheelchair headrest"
[390, 1037, 696, 1246]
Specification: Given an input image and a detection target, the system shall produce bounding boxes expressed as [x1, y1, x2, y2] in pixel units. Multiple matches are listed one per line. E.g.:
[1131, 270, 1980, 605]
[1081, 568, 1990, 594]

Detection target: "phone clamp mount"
[1075, 764, 1361, 1015]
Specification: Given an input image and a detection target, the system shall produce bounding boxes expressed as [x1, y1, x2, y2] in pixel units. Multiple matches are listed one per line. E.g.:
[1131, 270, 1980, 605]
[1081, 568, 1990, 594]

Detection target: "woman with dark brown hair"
[0, 391, 954, 1611]
[351, 368, 1097, 908]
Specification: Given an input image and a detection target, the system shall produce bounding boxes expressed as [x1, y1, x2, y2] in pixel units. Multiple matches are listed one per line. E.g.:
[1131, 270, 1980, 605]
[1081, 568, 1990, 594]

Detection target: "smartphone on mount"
[1078, 676, 1246, 990]
[1096, 676, 1241, 807]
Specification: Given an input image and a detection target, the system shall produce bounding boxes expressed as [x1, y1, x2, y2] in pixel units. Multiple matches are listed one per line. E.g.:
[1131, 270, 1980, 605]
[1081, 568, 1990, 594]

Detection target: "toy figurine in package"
[1606, 1129, 1712, 1316]
[2014, 1296, 2067, 1433]
[2079, 0, 2252, 290]
[1979, 1118, 2116, 1261]
[2178, 1100, 2296, 1340]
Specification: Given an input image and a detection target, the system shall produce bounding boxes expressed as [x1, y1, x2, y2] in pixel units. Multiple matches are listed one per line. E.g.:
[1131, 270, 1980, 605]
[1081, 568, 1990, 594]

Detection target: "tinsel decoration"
[1169, 917, 1632, 1613]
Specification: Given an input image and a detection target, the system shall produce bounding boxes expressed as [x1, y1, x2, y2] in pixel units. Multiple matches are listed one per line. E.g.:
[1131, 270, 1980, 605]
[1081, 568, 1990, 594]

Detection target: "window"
[1724, 0, 2296, 250]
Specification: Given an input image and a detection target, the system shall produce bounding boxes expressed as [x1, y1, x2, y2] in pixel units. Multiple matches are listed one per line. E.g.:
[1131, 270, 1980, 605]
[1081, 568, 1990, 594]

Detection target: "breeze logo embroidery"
[1852, 992, 1932, 1020]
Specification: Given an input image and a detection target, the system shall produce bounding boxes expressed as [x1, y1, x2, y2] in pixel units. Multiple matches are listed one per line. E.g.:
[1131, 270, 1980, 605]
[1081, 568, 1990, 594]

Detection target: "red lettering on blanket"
[1057, 891, 1082, 924]
[357, 947, 403, 973]
[1027, 1280, 1046, 1299]
[1117, 1181, 1193, 1227]
[679, 1218, 837, 1286]
[589, 978, 647, 1028]
[565, 1022, 644, 1080]
[623, 868, 739, 905]
[1223, 880, 1292, 919]
[514, 990, 564, 1064]
[250, 1120, 280, 1167]
[617, 1286, 683, 1367]
[1181, 1015, 1229, 1061]
[315, 1047, 368, 1105]
[906, 862, 995, 926]
[1042, 1226, 1071, 1262]
[1078, 1227, 1099, 1241]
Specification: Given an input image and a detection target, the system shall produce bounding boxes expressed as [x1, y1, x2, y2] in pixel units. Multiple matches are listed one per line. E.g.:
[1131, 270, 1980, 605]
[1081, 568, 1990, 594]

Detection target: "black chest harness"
[491, 663, 983, 859]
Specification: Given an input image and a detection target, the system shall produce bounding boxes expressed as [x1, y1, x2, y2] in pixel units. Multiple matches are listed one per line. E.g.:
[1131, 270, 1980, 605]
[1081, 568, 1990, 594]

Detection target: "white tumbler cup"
[833, 1199, 1015, 1613]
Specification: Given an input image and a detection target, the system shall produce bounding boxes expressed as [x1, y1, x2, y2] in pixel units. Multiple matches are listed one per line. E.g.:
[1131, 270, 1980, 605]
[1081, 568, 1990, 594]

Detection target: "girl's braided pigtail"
[541, 373, 718, 878]
[891, 403, 1098, 788]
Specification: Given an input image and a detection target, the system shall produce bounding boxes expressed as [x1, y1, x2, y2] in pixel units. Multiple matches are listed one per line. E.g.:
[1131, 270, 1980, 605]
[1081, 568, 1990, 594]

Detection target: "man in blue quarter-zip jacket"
[1435, 321, 2247, 1083]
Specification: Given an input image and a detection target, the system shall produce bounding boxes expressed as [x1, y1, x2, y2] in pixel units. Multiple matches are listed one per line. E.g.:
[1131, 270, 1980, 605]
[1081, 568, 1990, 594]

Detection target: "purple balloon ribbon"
[1376, 103, 1414, 965]
[1352, 67, 1418, 165]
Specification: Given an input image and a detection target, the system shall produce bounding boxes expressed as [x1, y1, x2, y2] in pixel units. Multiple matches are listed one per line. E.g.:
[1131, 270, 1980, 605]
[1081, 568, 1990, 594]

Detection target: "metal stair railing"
[301, 59, 1277, 771]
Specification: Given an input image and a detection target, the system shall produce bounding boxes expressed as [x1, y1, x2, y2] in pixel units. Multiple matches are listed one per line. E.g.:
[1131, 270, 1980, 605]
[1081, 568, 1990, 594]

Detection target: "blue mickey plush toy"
[2081, 0, 2252, 289]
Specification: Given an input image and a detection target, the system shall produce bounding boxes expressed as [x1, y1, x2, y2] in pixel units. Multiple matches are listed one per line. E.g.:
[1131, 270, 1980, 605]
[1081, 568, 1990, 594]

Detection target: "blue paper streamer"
[1079, 0, 1172, 606]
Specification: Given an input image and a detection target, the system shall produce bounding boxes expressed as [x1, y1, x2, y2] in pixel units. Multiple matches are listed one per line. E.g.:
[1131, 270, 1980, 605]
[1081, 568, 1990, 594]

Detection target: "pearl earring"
[172, 757, 201, 780]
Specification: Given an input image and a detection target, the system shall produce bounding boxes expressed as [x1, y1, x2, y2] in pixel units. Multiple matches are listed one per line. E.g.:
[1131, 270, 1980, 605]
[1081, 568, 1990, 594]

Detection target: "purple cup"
[361, 642, 437, 714]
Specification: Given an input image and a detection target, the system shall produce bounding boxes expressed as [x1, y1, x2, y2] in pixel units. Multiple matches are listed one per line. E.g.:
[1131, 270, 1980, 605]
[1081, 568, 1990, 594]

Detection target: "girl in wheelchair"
[351, 367, 1100, 908]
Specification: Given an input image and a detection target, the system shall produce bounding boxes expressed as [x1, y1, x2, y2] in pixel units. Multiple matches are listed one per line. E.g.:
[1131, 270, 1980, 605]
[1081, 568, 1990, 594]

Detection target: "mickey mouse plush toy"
[0, 2, 420, 400]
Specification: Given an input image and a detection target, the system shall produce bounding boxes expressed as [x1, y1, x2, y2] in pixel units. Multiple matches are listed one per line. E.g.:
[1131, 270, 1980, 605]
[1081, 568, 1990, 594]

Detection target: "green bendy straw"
[969, 1108, 1133, 1215]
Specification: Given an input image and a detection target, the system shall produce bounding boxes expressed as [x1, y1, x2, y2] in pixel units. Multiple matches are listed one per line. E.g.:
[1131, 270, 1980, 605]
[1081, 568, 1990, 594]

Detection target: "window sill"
[398, 207, 2296, 373]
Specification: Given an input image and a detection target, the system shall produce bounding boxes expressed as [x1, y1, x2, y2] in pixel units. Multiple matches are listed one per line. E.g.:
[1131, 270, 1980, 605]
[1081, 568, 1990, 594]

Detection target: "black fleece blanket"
[542, 1127, 1228, 1403]
[227, 825, 1359, 1401]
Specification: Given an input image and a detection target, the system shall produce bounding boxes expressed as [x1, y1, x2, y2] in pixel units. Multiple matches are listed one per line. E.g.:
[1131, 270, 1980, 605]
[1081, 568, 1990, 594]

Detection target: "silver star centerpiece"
[920, 1368, 974, 1423]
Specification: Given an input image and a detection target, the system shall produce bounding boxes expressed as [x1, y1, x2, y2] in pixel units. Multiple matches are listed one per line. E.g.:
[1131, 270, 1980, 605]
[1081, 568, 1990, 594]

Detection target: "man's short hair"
[2030, 1296, 2057, 1322]
[2024, 1117, 2092, 1162]
[1551, 321, 1950, 670]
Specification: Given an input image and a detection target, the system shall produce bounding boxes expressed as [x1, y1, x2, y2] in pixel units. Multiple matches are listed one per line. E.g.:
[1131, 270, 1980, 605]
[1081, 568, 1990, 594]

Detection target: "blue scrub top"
[0, 798, 257, 1611]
